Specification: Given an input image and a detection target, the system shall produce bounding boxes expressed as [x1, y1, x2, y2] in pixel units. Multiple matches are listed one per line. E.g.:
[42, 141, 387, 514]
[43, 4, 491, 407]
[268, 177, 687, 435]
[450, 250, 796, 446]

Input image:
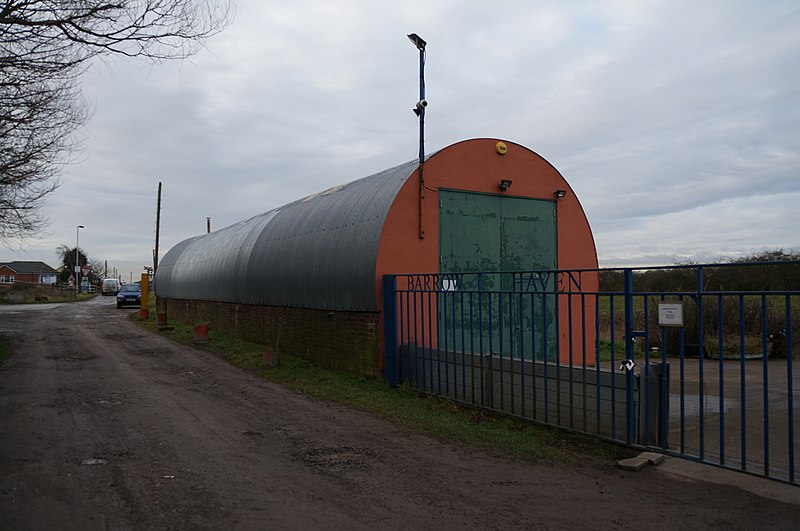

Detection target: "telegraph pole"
[154, 181, 162, 275]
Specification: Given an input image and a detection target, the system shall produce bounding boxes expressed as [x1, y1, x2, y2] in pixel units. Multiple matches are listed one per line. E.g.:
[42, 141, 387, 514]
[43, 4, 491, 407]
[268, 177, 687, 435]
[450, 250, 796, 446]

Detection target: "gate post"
[623, 269, 637, 446]
[383, 275, 399, 387]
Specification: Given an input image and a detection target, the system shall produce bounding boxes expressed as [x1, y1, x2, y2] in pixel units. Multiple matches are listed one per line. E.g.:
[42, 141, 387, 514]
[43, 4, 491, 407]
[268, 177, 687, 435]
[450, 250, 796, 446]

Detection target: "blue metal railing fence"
[383, 262, 799, 485]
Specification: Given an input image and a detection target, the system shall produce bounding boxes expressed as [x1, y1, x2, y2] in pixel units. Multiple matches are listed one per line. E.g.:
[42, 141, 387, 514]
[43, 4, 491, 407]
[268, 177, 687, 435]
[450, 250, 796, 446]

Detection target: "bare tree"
[0, 70, 87, 238]
[1, 1, 232, 63]
[1, 0, 232, 240]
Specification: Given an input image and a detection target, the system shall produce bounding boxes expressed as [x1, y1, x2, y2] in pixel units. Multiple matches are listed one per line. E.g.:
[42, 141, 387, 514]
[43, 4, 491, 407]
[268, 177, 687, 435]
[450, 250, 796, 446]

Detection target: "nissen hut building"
[155, 138, 598, 378]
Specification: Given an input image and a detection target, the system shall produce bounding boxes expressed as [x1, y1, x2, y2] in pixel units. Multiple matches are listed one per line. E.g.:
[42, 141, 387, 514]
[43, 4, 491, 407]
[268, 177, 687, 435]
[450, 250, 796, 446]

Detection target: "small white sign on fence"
[441, 279, 458, 291]
[658, 302, 684, 327]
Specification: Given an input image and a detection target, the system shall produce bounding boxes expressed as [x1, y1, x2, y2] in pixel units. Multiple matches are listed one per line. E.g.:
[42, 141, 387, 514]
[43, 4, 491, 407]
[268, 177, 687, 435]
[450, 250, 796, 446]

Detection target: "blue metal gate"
[383, 262, 799, 485]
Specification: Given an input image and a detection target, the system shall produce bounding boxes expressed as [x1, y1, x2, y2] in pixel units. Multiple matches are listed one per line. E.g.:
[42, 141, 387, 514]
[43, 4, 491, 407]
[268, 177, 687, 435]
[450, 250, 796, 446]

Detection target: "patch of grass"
[596, 340, 656, 362]
[0, 291, 94, 304]
[133, 313, 628, 464]
[0, 335, 11, 364]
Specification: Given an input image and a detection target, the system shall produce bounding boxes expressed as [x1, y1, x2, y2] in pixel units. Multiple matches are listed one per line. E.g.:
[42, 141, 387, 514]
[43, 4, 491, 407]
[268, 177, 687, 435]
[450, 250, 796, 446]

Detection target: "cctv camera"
[416, 100, 428, 109]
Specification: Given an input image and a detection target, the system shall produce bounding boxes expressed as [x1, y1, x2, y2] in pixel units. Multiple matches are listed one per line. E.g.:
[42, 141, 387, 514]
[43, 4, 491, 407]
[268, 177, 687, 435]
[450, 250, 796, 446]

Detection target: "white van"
[101, 278, 121, 296]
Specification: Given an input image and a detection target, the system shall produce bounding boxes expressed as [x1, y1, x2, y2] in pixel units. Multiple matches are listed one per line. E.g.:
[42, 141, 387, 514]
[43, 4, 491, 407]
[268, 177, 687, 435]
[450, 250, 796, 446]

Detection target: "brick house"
[0, 261, 59, 285]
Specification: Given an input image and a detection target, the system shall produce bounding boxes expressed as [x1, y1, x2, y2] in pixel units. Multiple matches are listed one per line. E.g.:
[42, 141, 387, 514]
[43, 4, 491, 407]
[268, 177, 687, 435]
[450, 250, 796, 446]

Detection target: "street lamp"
[75, 225, 84, 293]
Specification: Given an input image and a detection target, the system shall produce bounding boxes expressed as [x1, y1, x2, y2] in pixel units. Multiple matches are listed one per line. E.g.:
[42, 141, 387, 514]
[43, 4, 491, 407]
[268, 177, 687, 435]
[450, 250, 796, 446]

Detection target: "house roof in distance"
[0, 260, 58, 274]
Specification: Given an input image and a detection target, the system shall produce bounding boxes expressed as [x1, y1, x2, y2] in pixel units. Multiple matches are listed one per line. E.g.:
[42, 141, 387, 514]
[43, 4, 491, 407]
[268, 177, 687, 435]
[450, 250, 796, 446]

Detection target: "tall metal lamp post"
[75, 225, 84, 293]
[407, 33, 427, 239]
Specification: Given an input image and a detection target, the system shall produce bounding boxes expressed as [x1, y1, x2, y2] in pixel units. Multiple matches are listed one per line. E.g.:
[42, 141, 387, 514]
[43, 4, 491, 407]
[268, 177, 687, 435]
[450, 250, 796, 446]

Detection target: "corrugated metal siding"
[155, 160, 418, 311]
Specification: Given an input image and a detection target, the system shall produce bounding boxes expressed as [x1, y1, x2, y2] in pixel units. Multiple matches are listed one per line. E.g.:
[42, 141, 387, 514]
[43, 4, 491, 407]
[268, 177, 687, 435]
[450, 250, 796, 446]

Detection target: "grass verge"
[132, 312, 629, 465]
[0, 292, 95, 304]
[0, 335, 11, 364]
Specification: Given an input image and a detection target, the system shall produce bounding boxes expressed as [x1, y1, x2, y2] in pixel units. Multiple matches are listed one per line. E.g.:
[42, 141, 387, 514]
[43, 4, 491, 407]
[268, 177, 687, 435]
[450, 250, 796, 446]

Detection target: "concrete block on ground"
[640, 452, 666, 466]
[617, 455, 651, 471]
[617, 452, 666, 471]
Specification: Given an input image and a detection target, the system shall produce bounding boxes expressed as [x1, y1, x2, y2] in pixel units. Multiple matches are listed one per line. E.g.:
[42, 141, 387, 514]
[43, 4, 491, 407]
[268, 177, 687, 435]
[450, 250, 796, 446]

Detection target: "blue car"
[116, 283, 142, 309]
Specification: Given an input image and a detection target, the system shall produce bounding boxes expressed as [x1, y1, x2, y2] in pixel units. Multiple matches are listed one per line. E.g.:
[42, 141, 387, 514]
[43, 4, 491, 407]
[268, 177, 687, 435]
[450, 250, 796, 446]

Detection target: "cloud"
[3, 0, 798, 280]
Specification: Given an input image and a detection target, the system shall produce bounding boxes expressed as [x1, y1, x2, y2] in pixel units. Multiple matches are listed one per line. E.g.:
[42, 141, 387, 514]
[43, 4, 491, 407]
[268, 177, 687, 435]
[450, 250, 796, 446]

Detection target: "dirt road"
[1, 297, 797, 529]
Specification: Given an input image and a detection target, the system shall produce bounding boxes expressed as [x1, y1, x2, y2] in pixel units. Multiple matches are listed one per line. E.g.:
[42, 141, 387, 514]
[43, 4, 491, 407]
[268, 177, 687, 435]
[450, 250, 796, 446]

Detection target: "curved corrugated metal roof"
[155, 159, 418, 311]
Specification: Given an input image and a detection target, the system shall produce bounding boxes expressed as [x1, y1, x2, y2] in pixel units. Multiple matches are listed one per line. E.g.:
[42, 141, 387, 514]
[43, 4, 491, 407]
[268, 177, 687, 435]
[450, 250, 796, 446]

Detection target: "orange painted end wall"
[375, 139, 599, 365]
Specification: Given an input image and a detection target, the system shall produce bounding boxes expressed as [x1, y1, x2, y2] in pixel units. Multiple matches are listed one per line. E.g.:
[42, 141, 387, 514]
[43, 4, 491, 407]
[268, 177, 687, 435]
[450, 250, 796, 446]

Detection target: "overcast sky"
[3, 0, 799, 281]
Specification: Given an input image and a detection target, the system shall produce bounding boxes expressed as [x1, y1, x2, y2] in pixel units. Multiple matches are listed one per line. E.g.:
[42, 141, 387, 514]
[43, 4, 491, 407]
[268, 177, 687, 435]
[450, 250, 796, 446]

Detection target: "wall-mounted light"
[554, 189, 567, 198]
[499, 179, 512, 192]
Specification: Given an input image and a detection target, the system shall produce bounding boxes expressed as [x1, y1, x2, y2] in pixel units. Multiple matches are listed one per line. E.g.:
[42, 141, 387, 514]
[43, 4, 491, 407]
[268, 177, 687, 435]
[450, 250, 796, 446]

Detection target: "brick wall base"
[160, 298, 382, 378]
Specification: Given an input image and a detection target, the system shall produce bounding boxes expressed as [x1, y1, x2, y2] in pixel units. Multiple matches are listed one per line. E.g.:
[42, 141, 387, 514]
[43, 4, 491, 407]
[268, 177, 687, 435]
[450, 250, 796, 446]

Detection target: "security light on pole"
[408, 33, 427, 239]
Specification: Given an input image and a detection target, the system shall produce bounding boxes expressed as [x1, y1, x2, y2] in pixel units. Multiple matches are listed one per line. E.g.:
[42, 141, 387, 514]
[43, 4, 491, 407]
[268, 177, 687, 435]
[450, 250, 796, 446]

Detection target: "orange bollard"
[193, 323, 210, 342]
[262, 351, 281, 367]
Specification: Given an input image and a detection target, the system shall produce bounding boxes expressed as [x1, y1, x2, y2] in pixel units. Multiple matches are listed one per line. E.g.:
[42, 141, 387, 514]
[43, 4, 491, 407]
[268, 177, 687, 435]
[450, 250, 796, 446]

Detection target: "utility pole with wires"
[153, 181, 162, 275]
